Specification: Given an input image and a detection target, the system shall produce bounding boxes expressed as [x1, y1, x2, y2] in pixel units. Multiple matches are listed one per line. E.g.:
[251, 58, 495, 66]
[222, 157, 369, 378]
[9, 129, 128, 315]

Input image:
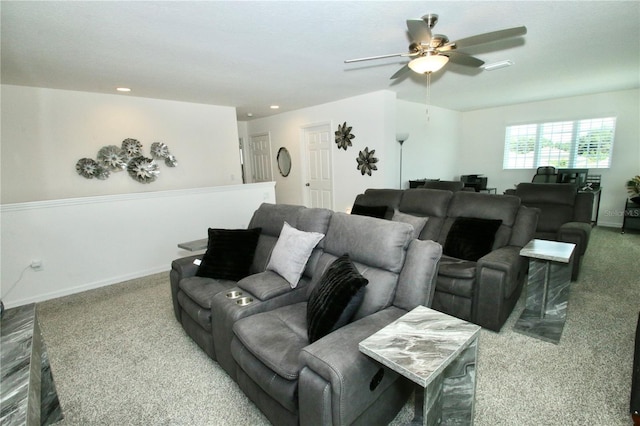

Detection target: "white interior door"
[303, 124, 333, 209]
[248, 133, 273, 183]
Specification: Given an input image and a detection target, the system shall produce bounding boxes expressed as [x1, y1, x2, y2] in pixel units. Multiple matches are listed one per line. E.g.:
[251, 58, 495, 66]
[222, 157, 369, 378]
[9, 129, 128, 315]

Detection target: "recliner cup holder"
[226, 290, 243, 299]
[236, 297, 253, 306]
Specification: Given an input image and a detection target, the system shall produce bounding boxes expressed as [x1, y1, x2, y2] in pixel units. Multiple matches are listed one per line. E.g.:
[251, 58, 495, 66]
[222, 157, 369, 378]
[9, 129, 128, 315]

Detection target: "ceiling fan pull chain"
[425, 72, 431, 122]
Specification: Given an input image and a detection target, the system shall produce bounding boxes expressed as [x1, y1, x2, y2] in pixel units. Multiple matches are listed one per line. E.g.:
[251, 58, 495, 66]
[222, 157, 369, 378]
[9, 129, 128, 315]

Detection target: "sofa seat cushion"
[233, 302, 309, 381]
[230, 337, 299, 413]
[177, 290, 213, 332]
[179, 276, 235, 309]
[436, 257, 476, 298]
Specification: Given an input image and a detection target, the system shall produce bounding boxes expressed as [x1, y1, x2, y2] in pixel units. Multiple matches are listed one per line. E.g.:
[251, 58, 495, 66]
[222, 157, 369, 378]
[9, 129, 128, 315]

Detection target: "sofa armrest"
[558, 221, 591, 256]
[170, 255, 203, 321]
[473, 246, 527, 331]
[299, 307, 407, 426]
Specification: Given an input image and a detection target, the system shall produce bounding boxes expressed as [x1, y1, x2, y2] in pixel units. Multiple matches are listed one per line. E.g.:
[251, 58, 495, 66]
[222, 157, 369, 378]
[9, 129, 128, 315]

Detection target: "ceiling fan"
[345, 14, 527, 79]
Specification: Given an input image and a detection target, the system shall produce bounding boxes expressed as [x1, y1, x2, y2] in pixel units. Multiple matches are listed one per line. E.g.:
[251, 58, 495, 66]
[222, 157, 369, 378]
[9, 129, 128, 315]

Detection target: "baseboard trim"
[4, 266, 169, 309]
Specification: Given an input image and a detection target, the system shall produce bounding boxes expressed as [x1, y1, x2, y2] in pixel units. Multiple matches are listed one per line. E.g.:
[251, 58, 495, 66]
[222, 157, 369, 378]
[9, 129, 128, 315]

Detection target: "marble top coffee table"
[514, 239, 575, 344]
[359, 305, 481, 425]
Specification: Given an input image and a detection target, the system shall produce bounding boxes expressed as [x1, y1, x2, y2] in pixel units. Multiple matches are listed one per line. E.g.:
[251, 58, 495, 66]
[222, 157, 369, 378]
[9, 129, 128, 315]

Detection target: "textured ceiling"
[2, 1, 639, 120]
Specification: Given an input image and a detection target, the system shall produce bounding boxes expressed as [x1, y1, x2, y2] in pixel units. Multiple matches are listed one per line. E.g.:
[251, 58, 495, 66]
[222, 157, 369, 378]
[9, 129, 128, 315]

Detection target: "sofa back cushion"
[296, 207, 333, 278]
[248, 203, 305, 274]
[247, 203, 333, 276]
[514, 183, 583, 233]
[440, 192, 521, 251]
[397, 188, 453, 240]
[352, 188, 403, 220]
[394, 239, 442, 311]
[311, 212, 413, 320]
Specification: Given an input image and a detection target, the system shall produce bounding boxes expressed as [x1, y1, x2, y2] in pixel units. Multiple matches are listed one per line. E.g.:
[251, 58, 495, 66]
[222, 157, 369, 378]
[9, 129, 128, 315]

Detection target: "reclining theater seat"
[433, 191, 537, 332]
[229, 212, 443, 426]
[170, 203, 332, 360]
[351, 188, 539, 331]
[507, 182, 593, 280]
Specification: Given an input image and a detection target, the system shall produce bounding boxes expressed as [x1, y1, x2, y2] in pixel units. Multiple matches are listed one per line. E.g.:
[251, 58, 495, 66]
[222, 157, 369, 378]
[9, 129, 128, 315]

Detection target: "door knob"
[305, 183, 310, 187]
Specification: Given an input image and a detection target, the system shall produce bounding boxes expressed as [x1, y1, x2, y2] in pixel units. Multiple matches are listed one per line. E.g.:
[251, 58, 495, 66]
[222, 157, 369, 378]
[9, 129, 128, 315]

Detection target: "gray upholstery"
[170, 203, 332, 361]
[506, 182, 593, 280]
[170, 202, 443, 426]
[228, 212, 442, 426]
[351, 188, 540, 331]
[421, 179, 465, 191]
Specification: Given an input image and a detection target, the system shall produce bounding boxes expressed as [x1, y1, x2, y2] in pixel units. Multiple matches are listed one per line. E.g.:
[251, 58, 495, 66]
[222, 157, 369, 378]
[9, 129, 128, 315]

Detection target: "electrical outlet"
[30, 260, 44, 271]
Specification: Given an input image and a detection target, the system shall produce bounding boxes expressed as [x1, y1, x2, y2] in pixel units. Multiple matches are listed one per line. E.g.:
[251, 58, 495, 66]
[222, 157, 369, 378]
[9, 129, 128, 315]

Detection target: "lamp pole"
[396, 133, 409, 189]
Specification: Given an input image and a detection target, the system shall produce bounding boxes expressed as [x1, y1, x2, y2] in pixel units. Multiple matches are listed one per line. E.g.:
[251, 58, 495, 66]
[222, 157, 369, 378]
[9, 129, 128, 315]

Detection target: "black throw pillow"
[196, 227, 261, 281]
[351, 204, 388, 219]
[443, 217, 502, 262]
[307, 254, 368, 343]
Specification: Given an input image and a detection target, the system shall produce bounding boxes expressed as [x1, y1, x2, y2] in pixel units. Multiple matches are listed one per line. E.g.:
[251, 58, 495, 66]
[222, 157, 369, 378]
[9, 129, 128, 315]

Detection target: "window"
[503, 117, 616, 169]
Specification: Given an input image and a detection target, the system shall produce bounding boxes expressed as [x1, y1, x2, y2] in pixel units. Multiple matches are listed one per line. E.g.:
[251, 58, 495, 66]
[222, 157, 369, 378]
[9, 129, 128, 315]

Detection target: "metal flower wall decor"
[335, 122, 355, 150]
[75, 138, 177, 183]
[356, 147, 378, 176]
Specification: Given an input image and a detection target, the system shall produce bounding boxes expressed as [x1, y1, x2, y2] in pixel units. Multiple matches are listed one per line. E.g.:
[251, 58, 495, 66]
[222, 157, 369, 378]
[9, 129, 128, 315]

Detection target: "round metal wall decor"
[121, 138, 143, 159]
[356, 147, 378, 176]
[127, 156, 159, 183]
[97, 145, 127, 171]
[76, 138, 177, 183]
[335, 122, 355, 150]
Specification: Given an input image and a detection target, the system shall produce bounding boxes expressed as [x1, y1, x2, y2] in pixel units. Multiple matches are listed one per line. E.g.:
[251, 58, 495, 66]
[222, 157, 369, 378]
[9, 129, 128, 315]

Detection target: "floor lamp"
[396, 133, 409, 189]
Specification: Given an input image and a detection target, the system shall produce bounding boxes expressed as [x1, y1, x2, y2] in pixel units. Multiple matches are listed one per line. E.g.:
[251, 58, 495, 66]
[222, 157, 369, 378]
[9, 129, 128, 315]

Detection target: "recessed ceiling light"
[247, 113, 253, 117]
[482, 60, 514, 71]
[116, 87, 131, 92]
[270, 105, 280, 109]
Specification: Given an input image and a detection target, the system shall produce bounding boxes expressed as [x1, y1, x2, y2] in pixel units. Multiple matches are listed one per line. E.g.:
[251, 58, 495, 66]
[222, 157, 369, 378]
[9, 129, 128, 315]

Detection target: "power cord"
[0, 265, 31, 318]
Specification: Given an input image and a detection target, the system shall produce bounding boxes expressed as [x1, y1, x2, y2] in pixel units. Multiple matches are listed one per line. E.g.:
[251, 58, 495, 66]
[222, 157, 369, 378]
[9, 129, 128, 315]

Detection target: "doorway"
[302, 123, 333, 209]
[247, 133, 273, 183]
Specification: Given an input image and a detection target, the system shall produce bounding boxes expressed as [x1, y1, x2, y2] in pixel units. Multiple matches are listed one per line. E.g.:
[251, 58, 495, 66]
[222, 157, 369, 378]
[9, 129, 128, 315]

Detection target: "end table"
[359, 306, 481, 425]
[514, 239, 575, 344]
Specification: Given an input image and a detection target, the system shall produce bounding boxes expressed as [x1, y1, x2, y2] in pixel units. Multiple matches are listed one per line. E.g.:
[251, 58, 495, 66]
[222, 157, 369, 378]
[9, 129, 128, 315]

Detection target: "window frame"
[503, 116, 616, 170]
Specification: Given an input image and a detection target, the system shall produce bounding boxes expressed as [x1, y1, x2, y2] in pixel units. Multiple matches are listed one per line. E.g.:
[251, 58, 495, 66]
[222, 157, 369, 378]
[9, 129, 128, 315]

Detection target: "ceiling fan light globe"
[408, 55, 449, 74]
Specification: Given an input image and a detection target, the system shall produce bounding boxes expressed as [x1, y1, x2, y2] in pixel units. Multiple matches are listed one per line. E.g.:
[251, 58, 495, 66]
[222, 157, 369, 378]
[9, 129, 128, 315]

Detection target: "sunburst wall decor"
[356, 147, 378, 176]
[335, 122, 355, 150]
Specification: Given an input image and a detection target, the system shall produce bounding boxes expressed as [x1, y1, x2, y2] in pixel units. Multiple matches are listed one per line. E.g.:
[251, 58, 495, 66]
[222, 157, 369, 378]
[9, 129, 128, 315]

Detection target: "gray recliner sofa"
[505, 182, 593, 280]
[352, 188, 539, 331]
[170, 203, 443, 425]
[170, 203, 333, 360]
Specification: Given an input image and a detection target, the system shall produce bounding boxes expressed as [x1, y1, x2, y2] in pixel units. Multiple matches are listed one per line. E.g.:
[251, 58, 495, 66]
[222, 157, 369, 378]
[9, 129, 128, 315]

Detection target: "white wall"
[396, 100, 462, 187]
[0, 183, 276, 308]
[459, 89, 640, 227]
[1, 85, 243, 203]
[245, 90, 397, 213]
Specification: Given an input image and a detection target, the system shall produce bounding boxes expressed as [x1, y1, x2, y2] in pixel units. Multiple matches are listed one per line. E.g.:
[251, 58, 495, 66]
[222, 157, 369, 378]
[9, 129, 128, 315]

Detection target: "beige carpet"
[37, 226, 640, 425]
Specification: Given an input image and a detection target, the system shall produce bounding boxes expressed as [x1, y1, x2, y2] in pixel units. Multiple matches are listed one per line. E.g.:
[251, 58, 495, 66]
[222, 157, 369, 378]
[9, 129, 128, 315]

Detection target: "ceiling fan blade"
[445, 51, 485, 67]
[451, 26, 527, 50]
[406, 19, 432, 43]
[390, 64, 410, 80]
[344, 52, 408, 63]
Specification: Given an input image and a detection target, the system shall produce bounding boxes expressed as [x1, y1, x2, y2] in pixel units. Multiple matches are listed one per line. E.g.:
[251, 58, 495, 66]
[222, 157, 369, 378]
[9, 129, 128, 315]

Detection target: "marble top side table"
[514, 239, 575, 344]
[359, 305, 481, 425]
[1, 304, 63, 426]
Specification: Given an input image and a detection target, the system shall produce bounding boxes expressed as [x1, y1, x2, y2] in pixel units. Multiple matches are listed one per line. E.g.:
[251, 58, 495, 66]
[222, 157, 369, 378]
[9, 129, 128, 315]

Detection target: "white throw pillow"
[267, 222, 325, 288]
[392, 211, 428, 239]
